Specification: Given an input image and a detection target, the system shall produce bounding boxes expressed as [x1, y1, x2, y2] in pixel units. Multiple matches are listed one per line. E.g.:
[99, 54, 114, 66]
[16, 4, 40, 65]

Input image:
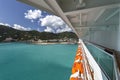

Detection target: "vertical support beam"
[118, 9, 120, 51]
[89, 28, 91, 41]
[79, 0, 83, 4]
[79, 13, 82, 26]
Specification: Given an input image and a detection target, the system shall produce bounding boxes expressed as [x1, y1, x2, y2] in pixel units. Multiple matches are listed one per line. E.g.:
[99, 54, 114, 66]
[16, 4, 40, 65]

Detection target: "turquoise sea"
[0, 43, 77, 80]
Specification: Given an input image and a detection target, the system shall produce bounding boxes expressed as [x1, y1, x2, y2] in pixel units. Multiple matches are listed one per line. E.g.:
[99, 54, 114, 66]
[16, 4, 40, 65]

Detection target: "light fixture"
[74, 0, 86, 9]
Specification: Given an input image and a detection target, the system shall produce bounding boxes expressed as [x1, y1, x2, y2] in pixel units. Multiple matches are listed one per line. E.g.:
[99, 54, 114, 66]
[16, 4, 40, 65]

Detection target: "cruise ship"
[18, 0, 120, 80]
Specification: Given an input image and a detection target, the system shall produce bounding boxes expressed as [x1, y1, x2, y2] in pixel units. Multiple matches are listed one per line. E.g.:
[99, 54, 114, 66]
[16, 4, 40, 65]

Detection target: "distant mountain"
[0, 25, 78, 42]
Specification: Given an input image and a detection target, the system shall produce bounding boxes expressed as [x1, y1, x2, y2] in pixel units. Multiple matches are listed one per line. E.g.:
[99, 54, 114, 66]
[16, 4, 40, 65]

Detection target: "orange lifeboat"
[76, 49, 82, 55]
[70, 45, 84, 80]
[75, 55, 83, 61]
[70, 77, 79, 80]
[70, 77, 83, 80]
[72, 62, 84, 74]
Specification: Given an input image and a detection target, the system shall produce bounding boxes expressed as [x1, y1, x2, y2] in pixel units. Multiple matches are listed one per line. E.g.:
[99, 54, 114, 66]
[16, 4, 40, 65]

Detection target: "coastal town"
[0, 25, 78, 44]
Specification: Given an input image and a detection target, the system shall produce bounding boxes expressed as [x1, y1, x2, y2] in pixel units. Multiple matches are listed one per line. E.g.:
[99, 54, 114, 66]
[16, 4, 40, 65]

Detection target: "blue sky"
[0, 0, 72, 33]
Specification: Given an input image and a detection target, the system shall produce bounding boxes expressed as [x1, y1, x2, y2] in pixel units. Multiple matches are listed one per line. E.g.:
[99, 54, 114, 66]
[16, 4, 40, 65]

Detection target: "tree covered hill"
[0, 25, 78, 42]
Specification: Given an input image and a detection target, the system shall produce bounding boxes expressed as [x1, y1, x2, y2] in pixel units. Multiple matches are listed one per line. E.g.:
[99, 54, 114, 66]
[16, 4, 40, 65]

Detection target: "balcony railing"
[85, 42, 118, 80]
[70, 39, 105, 80]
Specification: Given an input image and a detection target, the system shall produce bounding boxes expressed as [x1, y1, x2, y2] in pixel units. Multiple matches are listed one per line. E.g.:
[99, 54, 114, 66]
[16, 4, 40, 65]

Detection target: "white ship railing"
[85, 41, 119, 80]
[79, 39, 104, 80]
[70, 39, 106, 80]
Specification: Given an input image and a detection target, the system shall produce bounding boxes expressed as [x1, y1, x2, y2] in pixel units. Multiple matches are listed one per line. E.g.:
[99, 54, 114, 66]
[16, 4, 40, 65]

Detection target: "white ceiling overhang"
[19, 0, 120, 38]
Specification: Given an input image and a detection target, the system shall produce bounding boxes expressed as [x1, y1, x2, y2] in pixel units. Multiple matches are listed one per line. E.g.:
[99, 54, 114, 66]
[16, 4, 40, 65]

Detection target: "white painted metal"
[94, 9, 105, 22]
[64, 3, 120, 16]
[19, 0, 120, 50]
[44, 0, 79, 36]
[18, 0, 57, 15]
[118, 10, 120, 51]
[79, 13, 82, 26]
[105, 9, 120, 21]
[79, 39, 104, 80]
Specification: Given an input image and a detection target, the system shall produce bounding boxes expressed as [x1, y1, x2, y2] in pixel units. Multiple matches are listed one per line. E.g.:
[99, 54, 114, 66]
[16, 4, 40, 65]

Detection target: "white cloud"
[13, 24, 31, 31]
[24, 9, 42, 22]
[0, 22, 31, 31]
[0, 23, 11, 27]
[56, 25, 72, 33]
[40, 15, 72, 33]
[44, 27, 54, 32]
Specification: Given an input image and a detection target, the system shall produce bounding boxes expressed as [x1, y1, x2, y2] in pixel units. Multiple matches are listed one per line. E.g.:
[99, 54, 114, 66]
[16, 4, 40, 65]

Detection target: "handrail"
[83, 40, 112, 50]
[85, 42, 113, 57]
[98, 62, 111, 80]
[70, 39, 104, 80]
[85, 41, 119, 80]
[114, 51, 120, 73]
[82, 45, 94, 80]
[81, 40, 105, 80]
[70, 42, 94, 80]
[84, 40, 120, 72]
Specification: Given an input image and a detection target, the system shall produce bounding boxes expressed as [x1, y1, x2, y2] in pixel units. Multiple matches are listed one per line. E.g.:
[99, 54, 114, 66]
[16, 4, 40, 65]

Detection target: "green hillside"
[0, 25, 78, 42]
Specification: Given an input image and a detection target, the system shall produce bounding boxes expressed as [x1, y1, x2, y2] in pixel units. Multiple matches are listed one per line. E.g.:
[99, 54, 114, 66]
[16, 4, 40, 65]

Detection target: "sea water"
[0, 43, 77, 80]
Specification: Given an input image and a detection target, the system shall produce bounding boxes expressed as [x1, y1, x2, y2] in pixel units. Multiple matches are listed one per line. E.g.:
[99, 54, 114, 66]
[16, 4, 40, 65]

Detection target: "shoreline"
[0, 41, 78, 45]
[31, 42, 77, 45]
